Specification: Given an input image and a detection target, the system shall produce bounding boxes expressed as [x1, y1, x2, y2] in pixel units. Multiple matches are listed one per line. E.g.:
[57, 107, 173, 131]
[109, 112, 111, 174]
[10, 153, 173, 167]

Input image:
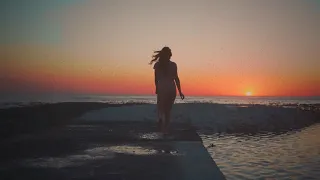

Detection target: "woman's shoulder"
[153, 62, 159, 69]
[170, 61, 177, 68]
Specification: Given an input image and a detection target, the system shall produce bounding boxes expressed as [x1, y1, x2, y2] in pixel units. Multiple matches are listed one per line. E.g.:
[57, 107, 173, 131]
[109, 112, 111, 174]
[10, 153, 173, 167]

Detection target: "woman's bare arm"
[175, 76, 182, 94]
[154, 69, 158, 94]
[174, 63, 184, 99]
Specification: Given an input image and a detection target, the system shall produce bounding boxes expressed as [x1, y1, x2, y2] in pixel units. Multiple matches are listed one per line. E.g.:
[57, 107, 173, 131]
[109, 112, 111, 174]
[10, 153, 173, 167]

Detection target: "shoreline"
[1, 101, 319, 111]
[1, 102, 319, 141]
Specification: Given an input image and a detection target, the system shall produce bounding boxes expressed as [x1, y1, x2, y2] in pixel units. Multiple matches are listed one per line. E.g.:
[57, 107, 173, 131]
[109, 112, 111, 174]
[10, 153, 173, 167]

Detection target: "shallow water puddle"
[18, 144, 184, 168]
[20, 153, 115, 168]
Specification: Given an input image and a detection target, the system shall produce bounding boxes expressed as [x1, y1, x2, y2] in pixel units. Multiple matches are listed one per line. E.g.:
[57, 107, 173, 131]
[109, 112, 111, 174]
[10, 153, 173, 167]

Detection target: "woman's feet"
[158, 120, 170, 135]
[157, 112, 171, 135]
[157, 118, 162, 130]
[163, 129, 169, 135]
[162, 122, 171, 135]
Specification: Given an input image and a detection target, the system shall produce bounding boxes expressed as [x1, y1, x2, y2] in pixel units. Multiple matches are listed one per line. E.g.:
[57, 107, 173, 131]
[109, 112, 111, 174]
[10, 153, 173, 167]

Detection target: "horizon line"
[1, 92, 319, 98]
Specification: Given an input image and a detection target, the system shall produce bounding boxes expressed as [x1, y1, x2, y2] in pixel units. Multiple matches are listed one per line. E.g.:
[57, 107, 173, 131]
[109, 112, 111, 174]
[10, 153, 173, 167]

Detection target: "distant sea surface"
[0, 94, 319, 109]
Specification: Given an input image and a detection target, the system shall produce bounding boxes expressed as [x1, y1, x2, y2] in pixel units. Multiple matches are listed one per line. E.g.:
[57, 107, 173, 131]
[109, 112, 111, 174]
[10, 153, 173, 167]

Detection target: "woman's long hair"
[149, 47, 172, 72]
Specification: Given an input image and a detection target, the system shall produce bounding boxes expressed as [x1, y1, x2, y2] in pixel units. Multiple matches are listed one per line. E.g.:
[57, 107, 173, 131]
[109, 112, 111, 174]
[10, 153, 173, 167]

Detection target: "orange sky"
[1, 0, 320, 96]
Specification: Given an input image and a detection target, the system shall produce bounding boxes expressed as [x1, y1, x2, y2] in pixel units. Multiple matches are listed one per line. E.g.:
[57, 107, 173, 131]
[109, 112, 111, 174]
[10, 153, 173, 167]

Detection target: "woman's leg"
[157, 94, 166, 132]
[163, 95, 176, 134]
[156, 94, 162, 129]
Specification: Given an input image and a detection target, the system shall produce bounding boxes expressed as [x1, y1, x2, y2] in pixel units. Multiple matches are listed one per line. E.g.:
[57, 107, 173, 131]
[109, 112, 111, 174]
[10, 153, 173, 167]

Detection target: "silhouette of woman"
[150, 47, 185, 134]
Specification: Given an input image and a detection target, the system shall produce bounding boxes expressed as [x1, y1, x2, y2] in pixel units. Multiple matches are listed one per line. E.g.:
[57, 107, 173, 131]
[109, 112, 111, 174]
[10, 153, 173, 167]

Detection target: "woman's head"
[149, 46, 172, 65]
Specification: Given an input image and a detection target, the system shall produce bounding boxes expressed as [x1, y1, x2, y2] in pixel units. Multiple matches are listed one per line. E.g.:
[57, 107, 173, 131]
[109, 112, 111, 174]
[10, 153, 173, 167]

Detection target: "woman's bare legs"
[157, 94, 166, 132]
[163, 96, 175, 134]
[157, 92, 176, 134]
[156, 95, 162, 130]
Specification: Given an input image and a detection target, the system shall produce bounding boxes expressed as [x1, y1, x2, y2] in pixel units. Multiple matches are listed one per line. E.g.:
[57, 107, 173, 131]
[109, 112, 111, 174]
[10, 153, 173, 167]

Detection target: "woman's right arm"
[154, 68, 158, 94]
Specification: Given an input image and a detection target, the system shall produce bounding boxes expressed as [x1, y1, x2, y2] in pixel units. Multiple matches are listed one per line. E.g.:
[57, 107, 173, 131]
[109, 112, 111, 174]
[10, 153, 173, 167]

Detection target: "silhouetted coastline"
[1, 102, 318, 142]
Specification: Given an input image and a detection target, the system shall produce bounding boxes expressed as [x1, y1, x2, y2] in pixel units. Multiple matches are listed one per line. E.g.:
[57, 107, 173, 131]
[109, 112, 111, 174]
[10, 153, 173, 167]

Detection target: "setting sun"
[245, 91, 252, 96]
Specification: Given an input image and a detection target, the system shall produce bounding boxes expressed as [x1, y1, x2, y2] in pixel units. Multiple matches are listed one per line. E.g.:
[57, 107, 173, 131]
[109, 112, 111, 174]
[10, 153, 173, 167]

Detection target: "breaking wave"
[78, 103, 319, 134]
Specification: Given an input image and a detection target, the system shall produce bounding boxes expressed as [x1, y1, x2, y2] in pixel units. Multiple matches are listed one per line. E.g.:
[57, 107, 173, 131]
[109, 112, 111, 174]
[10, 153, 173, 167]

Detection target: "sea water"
[1, 94, 319, 179]
[0, 94, 319, 108]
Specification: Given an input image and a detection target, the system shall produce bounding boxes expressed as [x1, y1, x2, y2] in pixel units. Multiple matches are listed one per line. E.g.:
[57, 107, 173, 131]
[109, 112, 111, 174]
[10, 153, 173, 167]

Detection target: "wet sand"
[0, 102, 225, 180]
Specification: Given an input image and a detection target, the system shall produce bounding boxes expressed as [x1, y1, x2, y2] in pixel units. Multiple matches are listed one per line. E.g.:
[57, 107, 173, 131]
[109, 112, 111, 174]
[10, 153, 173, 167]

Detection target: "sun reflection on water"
[201, 124, 320, 179]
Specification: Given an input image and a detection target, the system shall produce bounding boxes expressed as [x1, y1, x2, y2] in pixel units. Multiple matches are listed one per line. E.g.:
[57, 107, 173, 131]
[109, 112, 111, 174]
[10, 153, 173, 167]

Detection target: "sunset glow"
[246, 92, 252, 96]
[1, 0, 319, 97]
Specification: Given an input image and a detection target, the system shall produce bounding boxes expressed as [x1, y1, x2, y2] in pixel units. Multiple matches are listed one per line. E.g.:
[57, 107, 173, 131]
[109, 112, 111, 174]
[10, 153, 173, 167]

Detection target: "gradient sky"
[1, 0, 319, 96]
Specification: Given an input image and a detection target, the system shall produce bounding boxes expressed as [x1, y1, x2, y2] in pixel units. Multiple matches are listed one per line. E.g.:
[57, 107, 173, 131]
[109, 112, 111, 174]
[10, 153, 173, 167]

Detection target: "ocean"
[1, 94, 319, 109]
[1, 94, 319, 179]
